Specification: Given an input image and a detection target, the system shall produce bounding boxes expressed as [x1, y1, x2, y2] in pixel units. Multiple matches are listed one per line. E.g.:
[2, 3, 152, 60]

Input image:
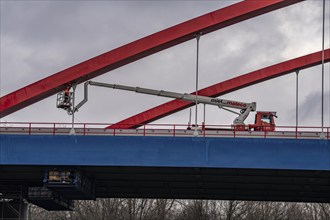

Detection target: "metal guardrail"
[0, 122, 329, 140]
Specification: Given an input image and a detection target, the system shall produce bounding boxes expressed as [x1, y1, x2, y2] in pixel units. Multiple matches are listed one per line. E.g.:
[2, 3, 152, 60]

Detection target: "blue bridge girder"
[0, 134, 329, 202]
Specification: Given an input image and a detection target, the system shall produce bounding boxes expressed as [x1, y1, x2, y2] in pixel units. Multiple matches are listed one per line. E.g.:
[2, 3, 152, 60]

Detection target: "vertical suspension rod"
[321, 0, 325, 131]
[195, 33, 201, 132]
[296, 70, 299, 129]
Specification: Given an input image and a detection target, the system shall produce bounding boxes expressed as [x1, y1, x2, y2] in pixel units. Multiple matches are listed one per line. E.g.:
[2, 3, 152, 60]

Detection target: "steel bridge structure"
[0, 0, 329, 218]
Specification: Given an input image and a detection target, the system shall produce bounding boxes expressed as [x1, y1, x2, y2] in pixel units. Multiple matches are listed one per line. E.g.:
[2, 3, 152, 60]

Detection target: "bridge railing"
[0, 122, 329, 140]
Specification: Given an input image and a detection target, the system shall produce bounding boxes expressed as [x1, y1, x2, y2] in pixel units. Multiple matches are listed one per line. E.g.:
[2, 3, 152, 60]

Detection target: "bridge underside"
[1, 165, 329, 203]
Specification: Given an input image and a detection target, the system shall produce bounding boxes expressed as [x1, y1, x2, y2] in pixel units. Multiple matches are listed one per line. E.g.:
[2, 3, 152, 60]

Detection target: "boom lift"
[57, 81, 277, 131]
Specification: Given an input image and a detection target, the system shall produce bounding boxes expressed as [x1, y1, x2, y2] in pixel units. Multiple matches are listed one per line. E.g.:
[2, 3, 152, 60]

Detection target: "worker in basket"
[63, 86, 71, 107]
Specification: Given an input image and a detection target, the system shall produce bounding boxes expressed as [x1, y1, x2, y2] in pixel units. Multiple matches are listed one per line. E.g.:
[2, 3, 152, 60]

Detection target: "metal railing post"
[233, 126, 236, 138]
[143, 125, 146, 136]
[203, 122, 205, 138]
[173, 125, 176, 137]
[28, 123, 31, 135]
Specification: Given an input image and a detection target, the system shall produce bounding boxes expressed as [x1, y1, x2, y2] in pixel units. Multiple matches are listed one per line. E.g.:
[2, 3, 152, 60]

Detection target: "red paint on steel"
[109, 49, 330, 129]
[0, 0, 304, 118]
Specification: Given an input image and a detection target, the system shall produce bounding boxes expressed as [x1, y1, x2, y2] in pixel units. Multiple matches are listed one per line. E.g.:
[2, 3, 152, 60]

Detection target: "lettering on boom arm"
[211, 99, 247, 108]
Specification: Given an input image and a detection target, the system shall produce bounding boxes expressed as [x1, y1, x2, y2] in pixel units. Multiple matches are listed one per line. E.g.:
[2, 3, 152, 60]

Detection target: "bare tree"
[28, 199, 330, 220]
[303, 203, 330, 220]
[218, 201, 255, 220]
[318, 203, 330, 220]
[174, 200, 219, 220]
[242, 202, 287, 220]
[151, 199, 176, 220]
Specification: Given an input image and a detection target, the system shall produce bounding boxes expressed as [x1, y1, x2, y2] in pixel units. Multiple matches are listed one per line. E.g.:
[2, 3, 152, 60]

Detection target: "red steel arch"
[0, 0, 304, 118]
[109, 49, 330, 129]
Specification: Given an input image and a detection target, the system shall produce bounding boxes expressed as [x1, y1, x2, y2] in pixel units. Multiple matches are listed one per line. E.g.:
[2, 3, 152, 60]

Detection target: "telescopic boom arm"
[70, 81, 256, 125]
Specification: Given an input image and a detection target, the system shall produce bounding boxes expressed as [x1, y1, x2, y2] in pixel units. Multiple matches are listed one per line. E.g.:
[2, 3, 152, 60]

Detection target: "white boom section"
[88, 81, 256, 125]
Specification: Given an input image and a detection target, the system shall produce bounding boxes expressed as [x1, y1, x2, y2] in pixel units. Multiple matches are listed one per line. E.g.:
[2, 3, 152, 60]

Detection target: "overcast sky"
[0, 0, 329, 129]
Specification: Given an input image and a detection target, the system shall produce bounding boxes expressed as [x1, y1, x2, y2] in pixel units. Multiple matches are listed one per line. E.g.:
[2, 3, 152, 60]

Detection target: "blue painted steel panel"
[0, 135, 329, 170]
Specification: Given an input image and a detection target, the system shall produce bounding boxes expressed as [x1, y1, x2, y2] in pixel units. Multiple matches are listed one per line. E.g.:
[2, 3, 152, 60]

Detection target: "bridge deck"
[0, 134, 329, 202]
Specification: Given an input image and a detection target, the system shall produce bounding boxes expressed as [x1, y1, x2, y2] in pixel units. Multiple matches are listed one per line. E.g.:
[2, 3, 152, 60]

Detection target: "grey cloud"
[292, 91, 330, 126]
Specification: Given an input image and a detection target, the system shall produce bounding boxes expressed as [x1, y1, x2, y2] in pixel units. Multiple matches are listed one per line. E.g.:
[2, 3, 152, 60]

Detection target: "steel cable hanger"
[321, 0, 326, 134]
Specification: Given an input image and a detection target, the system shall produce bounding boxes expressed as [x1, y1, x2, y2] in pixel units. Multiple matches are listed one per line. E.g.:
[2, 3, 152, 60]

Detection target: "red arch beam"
[109, 49, 330, 129]
[0, 0, 304, 118]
